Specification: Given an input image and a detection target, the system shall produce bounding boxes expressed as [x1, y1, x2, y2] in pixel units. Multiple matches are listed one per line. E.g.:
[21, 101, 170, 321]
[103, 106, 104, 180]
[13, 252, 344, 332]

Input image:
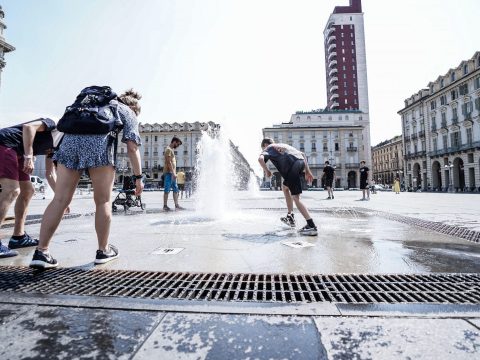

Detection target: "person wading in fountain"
[163, 136, 184, 211]
[258, 138, 317, 236]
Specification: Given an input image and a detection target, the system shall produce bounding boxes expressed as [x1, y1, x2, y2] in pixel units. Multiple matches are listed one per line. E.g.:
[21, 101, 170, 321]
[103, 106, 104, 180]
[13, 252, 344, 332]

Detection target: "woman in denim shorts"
[30, 90, 144, 269]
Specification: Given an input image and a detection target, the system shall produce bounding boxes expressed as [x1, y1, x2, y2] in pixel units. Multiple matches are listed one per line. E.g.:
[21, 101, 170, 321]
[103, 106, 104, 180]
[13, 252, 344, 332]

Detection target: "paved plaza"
[1, 190, 480, 359]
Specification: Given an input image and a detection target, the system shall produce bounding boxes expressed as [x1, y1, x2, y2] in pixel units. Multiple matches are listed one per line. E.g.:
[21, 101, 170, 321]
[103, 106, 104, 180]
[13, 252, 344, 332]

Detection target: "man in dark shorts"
[258, 138, 317, 236]
[359, 160, 370, 201]
[0, 118, 62, 258]
[322, 161, 336, 200]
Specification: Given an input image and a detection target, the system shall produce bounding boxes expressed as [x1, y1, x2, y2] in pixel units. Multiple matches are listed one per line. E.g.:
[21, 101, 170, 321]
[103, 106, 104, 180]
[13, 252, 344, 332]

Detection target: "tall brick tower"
[0, 5, 15, 89]
[324, 0, 369, 113]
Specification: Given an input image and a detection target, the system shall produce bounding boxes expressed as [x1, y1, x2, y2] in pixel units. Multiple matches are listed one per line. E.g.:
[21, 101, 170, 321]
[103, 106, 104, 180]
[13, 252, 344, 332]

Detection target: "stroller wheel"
[112, 204, 117, 212]
[141, 203, 146, 210]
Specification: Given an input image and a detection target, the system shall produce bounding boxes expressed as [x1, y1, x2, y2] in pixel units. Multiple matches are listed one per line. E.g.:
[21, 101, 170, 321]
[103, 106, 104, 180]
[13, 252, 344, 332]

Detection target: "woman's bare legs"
[88, 166, 115, 251]
[37, 165, 80, 252]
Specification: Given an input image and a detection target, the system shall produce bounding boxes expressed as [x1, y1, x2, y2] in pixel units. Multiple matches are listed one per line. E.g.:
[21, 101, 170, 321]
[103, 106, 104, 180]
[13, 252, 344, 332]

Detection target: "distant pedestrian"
[394, 177, 401, 194]
[163, 136, 183, 211]
[371, 179, 377, 194]
[322, 161, 335, 200]
[29, 88, 144, 269]
[0, 118, 63, 258]
[359, 160, 370, 201]
[185, 171, 192, 198]
[177, 169, 186, 199]
[258, 138, 317, 236]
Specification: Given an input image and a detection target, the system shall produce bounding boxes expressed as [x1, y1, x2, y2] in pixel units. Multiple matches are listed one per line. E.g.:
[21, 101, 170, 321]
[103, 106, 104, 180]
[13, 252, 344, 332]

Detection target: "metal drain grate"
[1, 266, 479, 304]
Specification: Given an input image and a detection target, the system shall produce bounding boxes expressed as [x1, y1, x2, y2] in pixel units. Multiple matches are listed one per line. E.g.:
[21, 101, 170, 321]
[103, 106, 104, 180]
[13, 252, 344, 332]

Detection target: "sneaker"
[332, 195, 335, 199]
[95, 244, 119, 265]
[298, 224, 318, 236]
[30, 250, 58, 269]
[163, 205, 171, 212]
[326, 197, 332, 200]
[280, 213, 296, 227]
[8, 233, 39, 249]
[175, 205, 185, 210]
[0, 242, 18, 258]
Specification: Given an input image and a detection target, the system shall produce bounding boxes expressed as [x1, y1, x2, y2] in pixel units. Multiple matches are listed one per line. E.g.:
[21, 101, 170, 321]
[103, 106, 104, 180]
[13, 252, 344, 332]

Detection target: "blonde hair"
[118, 89, 142, 116]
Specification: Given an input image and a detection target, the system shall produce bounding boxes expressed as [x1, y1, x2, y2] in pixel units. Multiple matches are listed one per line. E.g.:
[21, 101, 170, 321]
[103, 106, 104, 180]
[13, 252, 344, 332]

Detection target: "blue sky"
[0, 0, 479, 168]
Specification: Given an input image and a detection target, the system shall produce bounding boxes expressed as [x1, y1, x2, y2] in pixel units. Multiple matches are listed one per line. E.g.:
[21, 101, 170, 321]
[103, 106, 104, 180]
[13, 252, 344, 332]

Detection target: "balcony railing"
[411, 133, 418, 140]
[464, 112, 473, 122]
[452, 116, 458, 124]
[418, 130, 425, 138]
[327, 35, 336, 44]
[441, 121, 448, 129]
[328, 59, 338, 68]
[429, 141, 480, 157]
[329, 85, 339, 93]
[346, 147, 358, 152]
[327, 51, 337, 61]
[329, 93, 339, 102]
[328, 68, 338, 77]
[329, 76, 338, 85]
[327, 43, 336, 53]
[404, 135, 410, 142]
[431, 123, 437, 131]
[406, 151, 426, 159]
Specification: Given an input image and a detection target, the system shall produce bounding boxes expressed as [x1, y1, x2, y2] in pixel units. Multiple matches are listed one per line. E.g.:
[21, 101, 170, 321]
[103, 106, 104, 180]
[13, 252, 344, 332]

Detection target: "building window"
[353, 82, 357, 87]
[475, 97, 480, 111]
[344, 81, 347, 87]
[463, 64, 468, 75]
[341, 41, 345, 46]
[451, 89, 458, 101]
[430, 100, 436, 110]
[351, 49, 355, 54]
[433, 138, 437, 151]
[323, 144, 328, 151]
[154, 136, 157, 142]
[474, 77, 480, 90]
[342, 65, 346, 70]
[440, 79, 444, 88]
[311, 142, 316, 151]
[345, 99, 348, 104]
[144, 161, 148, 168]
[353, 74, 356, 79]
[466, 128, 473, 145]
[352, 65, 356, 70]
[443, 135, 448, 150]
[459, 83, 469, 95]
[145, 136, 148, 142]
[451, 72, 456, 82]
[354, 99, 357, 104]
[351, 41, 354, 45]
[344, 90, 348, 95]
[440, 95, 447, 105]
[343, 74, 347, 79]
[335, 143, 339, 151]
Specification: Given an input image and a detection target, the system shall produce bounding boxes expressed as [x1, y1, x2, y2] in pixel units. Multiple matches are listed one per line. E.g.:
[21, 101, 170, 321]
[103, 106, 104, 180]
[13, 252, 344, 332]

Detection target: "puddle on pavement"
[138, 208, 480, 273]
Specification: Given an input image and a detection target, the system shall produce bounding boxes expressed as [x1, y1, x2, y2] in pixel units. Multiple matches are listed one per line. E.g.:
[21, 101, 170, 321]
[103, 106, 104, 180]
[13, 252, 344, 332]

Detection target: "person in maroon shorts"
[0, 118, 62, 258]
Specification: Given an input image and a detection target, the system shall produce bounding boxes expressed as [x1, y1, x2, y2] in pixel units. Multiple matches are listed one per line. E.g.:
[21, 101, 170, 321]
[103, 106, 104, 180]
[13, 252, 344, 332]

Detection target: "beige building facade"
[399, 52, 480, 192]
[0, 6, 15, 89]
[371, 135, 403, 186]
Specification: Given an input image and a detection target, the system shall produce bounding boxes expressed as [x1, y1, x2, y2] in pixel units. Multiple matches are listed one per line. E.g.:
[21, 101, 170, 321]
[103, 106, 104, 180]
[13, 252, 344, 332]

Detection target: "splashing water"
[194, 131, 237, 219]
[247, 171, 261, 198]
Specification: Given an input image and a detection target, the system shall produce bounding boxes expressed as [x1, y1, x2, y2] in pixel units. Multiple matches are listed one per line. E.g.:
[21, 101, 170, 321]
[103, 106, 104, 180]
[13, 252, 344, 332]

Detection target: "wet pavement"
[1, 190, 480, 359]
[1, 192, 480, 274]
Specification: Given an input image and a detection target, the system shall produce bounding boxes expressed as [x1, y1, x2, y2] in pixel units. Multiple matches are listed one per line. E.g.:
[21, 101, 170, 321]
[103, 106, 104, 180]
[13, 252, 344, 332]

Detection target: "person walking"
[163, 136, 183, 211]
[0, 118, 63, 258]
[29, 88, 143, 269]
[359, 160, 370, 201]
[176, 169, 186, 199]
[322, 161, 335, 200]
[258, 138, 317, 236]
[394, 177, 401, 194]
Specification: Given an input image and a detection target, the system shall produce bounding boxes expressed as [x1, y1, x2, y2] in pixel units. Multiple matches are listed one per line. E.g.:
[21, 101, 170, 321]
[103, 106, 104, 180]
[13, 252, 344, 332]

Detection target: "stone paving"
[0, 190, 479, 359]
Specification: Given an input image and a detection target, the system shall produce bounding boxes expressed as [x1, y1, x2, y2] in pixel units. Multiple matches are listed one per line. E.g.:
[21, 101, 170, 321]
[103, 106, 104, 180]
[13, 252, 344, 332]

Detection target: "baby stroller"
[112, 175, 145, 212]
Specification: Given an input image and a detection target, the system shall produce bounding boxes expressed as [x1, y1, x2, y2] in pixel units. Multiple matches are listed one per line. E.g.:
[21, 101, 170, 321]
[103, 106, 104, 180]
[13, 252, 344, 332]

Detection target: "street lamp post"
[445, 162, 454, 192]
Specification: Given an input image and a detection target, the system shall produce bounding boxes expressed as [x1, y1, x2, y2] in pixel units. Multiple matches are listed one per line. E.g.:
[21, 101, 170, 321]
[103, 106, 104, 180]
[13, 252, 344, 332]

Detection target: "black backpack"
[57, 86, 120, 134]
